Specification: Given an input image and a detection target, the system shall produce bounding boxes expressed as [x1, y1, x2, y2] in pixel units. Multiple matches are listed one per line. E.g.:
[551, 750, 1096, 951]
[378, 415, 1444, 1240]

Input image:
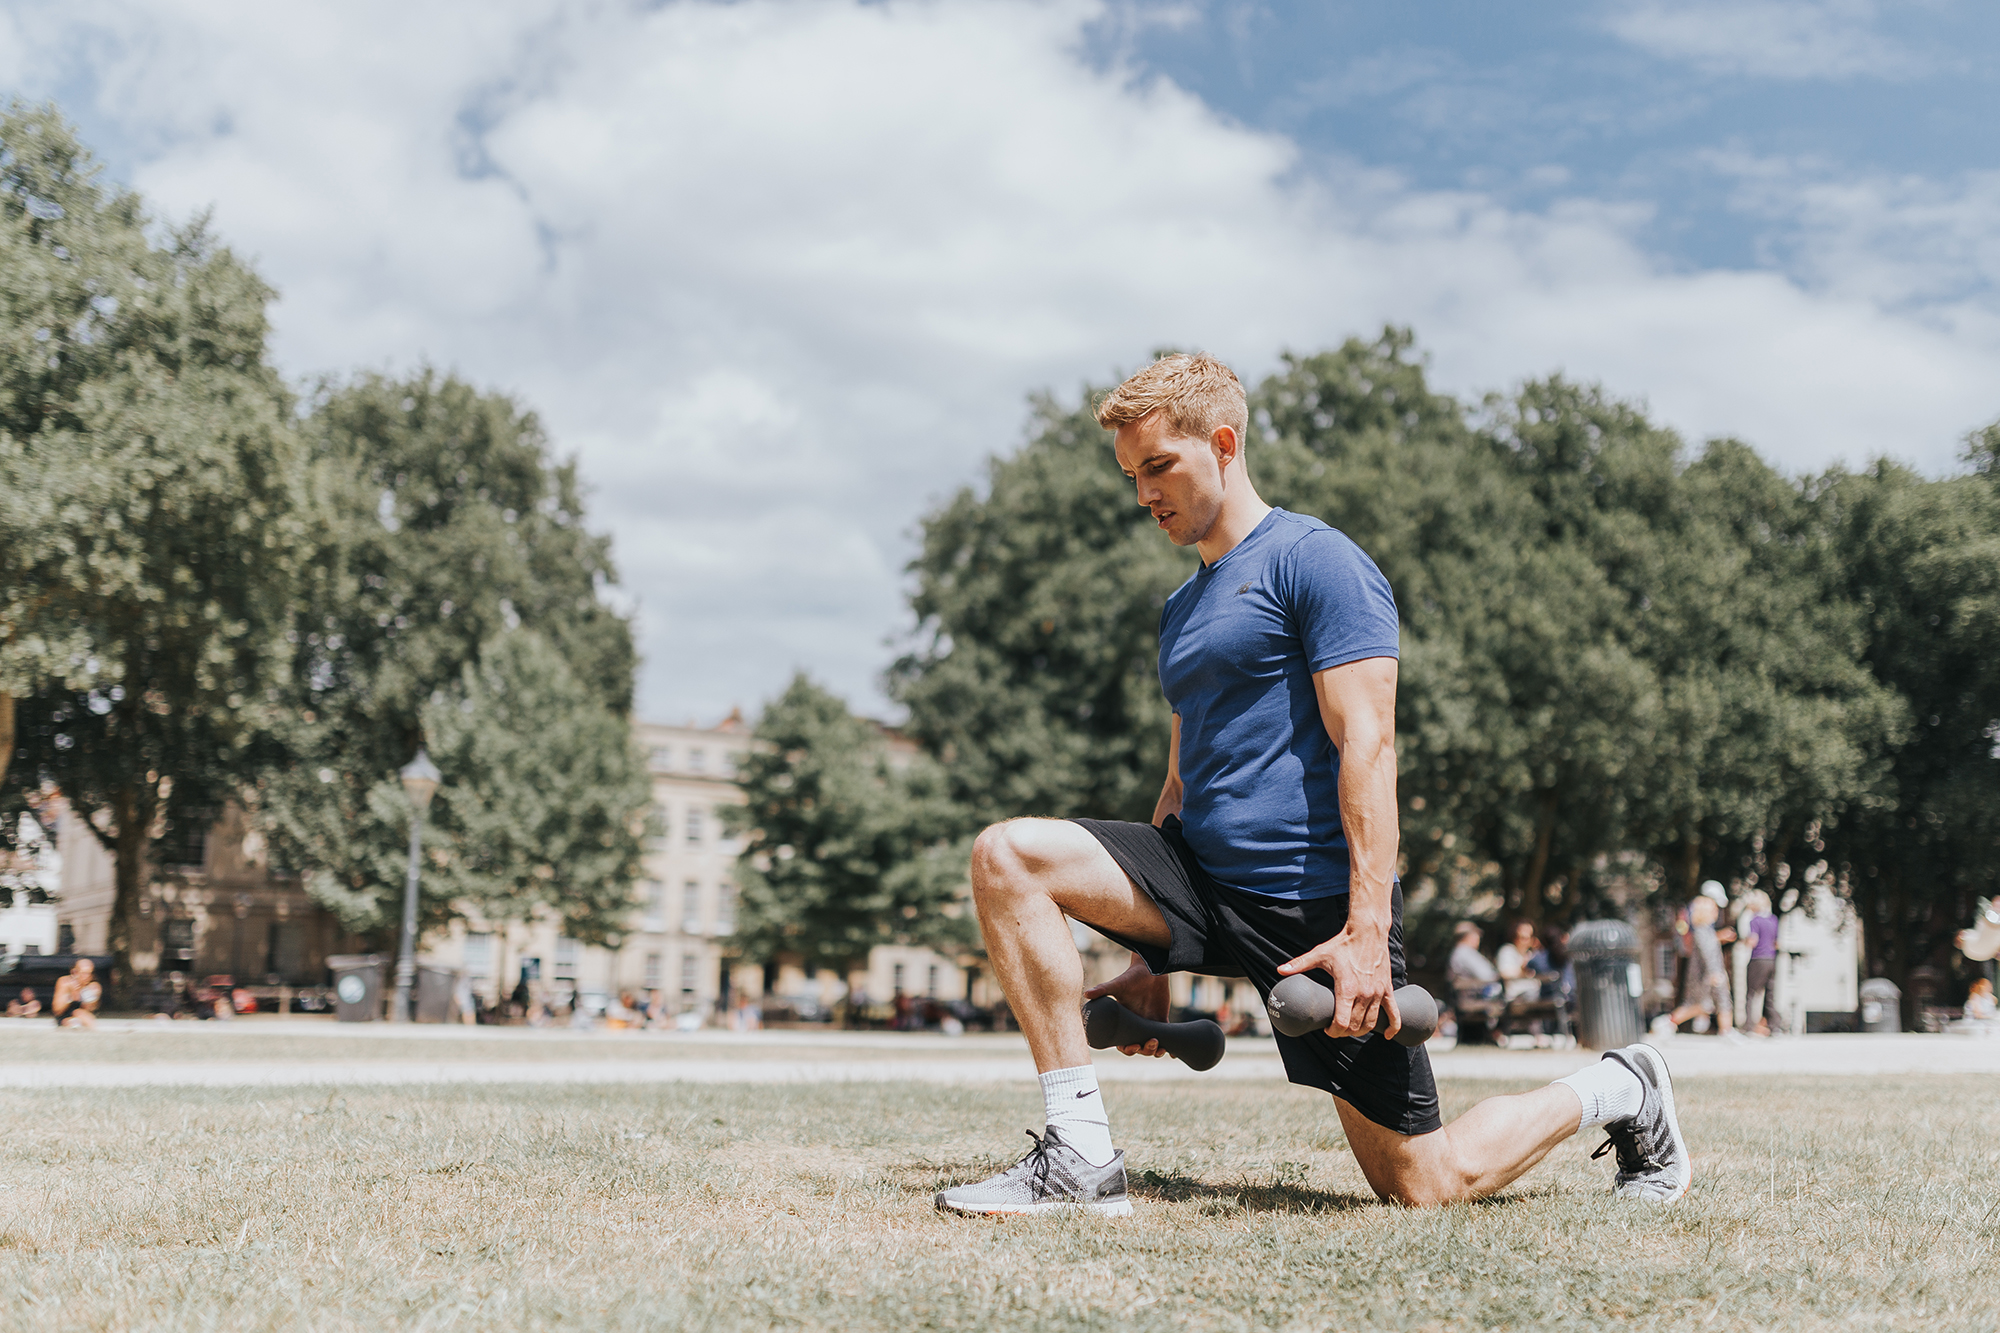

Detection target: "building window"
[162, 919, 196, 958]
[644, 952, 663, 988]
[689, 747, 706, 773]
[680, 951, 698, 996]
[682, 881, 702, 934]
[892, 962, 906, 994]
[464, 932, 494, 981]
[649, 803, 669, 848]
[648, 746, 672, 771]
[715, 882, 735, 934]
[163, 812, 214, 872]
[57, 924, 76, 954]
[642, 880, 666, 932]
[554, 937, 579, 981]
[685, 806, 705, 845]
[927, 964, 939, 998]
[720, 749, 738, 777]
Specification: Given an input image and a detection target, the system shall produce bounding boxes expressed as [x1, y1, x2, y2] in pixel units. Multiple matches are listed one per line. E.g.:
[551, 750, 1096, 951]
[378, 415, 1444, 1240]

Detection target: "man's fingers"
[1277, 948, 1331, 978]
[1381, 993, 1402, 1041]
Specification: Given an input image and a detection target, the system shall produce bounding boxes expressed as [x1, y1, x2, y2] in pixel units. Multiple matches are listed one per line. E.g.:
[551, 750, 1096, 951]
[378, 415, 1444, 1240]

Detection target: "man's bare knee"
[970, 820, 1057, 904]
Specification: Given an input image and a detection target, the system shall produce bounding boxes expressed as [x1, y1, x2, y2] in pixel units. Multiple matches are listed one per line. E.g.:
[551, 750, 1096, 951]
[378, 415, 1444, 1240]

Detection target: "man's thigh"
[977, 818, 1172, 949]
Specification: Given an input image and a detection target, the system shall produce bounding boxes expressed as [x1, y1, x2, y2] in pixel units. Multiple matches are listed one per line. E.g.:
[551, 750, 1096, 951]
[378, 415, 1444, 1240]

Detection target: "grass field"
[2, 1073, 1995, 1331]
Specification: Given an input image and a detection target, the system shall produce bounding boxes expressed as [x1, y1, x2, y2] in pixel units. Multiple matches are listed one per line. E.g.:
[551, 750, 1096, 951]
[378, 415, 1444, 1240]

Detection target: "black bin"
[1859, 977, 1900, 1033]
[1569, 920, 1645, 1050]
[415, 965, 462, 1024]
[327, 954, 385, 1023]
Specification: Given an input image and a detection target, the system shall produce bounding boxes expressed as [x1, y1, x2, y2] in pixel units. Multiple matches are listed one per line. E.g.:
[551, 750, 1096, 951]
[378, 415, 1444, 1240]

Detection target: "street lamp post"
[392, 746, 441, 1023]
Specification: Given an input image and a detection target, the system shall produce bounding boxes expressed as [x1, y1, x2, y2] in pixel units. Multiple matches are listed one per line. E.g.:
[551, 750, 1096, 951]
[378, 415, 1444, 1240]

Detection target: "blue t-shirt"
[1158, 509, 1400, 899]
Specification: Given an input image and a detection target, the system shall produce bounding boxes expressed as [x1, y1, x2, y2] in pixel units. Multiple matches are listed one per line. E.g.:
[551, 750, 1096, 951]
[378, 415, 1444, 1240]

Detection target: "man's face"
[75, 959, 93, 978]
[1113, 412, 1232, 548]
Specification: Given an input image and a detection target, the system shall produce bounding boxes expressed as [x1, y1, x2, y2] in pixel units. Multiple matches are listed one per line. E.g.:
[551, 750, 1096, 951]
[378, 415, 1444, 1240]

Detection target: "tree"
[255, 370, 642, 941]
[891, 391, 1192, 824]
[728, 675, 970, 990]
[299, 629, 649, 943]
[0, 107, 308, 969]
[1819, 459, 2000, 1009]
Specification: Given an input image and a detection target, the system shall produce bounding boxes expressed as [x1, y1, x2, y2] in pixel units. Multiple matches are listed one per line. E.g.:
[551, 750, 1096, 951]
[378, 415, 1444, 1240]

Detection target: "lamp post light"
[392, 746, 441, 1023]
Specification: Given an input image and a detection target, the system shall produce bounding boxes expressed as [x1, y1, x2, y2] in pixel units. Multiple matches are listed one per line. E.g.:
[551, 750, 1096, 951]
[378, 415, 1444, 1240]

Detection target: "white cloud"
[1603, 0, 1920, 80]
[5, 0, 1997, 723]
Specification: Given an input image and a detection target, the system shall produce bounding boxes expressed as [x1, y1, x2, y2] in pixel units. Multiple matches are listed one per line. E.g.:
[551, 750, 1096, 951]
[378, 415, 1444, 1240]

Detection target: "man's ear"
[1211, 425, 1240, 469]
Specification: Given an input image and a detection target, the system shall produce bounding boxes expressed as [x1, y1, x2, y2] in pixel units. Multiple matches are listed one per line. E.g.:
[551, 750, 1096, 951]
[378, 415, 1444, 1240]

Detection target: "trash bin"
[327, 954, 386, 1023]
[1569, 919, 1645, 1050]
[415, 965, 462, 1024]
[1859, 977, 1901, 1033]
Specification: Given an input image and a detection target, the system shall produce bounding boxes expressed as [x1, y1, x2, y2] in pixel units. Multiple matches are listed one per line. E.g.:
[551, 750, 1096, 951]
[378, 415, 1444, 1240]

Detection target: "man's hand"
[1277, 922, 1400, 1041]
[1082, 952, 1172, 1058]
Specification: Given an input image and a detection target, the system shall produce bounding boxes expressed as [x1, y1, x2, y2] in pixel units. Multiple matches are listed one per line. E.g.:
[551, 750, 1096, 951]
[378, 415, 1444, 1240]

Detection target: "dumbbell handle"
[1266, 978, 1439, 1046]
[1081, 997, 1225, 1071]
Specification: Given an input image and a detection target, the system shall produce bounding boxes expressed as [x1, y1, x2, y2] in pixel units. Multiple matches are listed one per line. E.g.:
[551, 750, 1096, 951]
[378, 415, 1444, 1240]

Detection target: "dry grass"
[1, 1075, 1995, 1331]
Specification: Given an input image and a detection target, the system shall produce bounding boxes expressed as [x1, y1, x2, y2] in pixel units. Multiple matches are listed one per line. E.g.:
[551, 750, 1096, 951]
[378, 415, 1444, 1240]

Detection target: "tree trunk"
[1521, 791, 1558, 924]
[106, 784, 151, 1005]
[0, 690, 14, 781]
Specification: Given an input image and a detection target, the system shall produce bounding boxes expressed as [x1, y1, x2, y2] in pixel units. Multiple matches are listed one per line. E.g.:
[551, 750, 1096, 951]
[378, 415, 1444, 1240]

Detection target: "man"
[935, 353, 1689, 1217]
[52, 957, 100, 1030]
[1668, 891, 1740, 1040]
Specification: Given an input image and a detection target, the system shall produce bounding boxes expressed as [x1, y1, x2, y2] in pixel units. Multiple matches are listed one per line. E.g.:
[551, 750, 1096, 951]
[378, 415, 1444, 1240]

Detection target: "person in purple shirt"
[1741, 890, 1781, 1036]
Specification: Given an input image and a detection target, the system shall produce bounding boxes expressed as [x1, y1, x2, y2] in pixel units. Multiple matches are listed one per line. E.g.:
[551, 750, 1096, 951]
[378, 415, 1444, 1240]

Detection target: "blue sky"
[1112, 1, 1999, 277]
[3, 1, 1996, 721]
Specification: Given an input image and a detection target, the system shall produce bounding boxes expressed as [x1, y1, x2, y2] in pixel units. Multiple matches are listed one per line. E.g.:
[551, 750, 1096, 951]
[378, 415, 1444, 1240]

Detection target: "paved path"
[3, 1029, 1995, 1089]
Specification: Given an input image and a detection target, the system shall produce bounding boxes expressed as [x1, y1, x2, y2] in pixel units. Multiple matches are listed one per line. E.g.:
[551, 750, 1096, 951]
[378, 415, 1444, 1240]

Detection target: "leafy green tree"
[891, 393, 1193, 824]
[1819, 460, 2000, 1007]
[255, 371, 642, 941]
[302, 630, 649, 943]
[1257, 352, 1667, 920]
[0, 107, 307, 965]
[728, 675, 970, 991]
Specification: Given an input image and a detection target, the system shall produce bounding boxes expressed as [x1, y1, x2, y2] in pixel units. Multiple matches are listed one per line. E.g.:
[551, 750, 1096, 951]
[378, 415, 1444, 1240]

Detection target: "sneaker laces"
[1592, 1120, 1657, 1176]
[1016, 1129, 1057, 1195]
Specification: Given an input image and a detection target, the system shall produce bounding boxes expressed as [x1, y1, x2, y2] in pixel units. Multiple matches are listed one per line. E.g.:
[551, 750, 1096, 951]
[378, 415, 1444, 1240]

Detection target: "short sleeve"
[1280, 528, 1400, 673]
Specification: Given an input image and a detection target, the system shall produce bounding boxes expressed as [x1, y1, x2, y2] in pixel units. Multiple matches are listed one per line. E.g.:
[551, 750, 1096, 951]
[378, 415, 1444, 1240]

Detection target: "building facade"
[50, 797, 363, 990]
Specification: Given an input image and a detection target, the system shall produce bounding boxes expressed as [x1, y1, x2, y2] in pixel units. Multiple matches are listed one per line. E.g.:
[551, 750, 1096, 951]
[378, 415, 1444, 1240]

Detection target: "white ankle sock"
[1039, 1065, 1114, 1165]
[1554, 1058, 1645, 1131]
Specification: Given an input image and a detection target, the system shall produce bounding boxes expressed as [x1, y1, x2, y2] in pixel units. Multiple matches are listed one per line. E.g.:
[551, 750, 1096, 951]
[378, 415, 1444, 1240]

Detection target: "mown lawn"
[1, 1075, 1993, 1331]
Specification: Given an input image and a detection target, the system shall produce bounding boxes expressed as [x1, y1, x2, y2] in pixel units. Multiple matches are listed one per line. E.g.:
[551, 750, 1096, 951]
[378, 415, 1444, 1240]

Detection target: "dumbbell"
[1265, 974, 1438, 1047]
[1081, 996, 1226, 1071]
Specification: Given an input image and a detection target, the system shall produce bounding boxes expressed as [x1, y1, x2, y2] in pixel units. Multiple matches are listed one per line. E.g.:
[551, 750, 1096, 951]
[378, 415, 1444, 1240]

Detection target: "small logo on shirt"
[1236, 583, 1251, 595]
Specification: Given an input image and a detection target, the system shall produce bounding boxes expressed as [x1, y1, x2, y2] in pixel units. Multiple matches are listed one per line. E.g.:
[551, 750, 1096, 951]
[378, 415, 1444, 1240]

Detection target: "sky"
[3, 0, 1996, 724]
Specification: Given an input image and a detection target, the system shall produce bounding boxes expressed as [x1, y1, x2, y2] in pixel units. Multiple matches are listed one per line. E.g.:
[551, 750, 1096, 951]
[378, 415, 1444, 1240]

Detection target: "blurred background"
[1, 2, 1994, 1037]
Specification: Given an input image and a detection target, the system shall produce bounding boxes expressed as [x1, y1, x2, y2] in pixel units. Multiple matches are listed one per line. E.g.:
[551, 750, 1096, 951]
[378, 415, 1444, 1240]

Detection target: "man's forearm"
[1337, 735, 1398, 936]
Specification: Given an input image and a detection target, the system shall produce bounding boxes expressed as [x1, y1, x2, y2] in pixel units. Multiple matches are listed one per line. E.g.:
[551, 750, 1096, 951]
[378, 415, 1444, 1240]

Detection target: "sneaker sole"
[933, 1195, 1133, 1218]
[1623, 1043, 1692, 1204]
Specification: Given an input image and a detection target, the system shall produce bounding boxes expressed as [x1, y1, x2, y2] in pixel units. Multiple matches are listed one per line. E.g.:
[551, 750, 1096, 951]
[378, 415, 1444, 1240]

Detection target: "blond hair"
[1095, 353, 1248, 446]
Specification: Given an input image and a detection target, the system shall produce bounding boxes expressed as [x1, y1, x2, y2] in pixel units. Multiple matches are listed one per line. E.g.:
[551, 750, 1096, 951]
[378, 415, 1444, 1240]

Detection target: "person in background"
[1966, 978, 1997, 1020]
[7, 987, 40, 1017]
[1495, 922, 1546, 1005]
[52, 958, 101, 1029]
[1668, 893, 1741, 1040]
[1740, 890, 1781, 1036]
[1449, 922, 1500, 994]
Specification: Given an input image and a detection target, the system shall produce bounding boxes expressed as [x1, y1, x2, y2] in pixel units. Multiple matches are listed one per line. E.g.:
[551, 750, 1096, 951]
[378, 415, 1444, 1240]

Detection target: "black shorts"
[1073, 815, 1442, 1138]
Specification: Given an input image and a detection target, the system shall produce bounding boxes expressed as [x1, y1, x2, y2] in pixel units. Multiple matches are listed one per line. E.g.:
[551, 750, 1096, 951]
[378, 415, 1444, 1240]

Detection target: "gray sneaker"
[934, 1127, 1132, 1217]
[1591, 1043, 1691, 1203]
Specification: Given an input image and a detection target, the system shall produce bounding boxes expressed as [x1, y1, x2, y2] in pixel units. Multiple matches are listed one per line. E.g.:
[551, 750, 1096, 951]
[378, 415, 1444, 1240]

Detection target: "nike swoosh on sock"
[1075, 1089, 1096, 1098]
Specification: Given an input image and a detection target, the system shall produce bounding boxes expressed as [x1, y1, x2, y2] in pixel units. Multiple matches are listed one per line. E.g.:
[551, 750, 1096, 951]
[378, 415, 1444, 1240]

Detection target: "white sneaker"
[934, 1127, 1132, 1217]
